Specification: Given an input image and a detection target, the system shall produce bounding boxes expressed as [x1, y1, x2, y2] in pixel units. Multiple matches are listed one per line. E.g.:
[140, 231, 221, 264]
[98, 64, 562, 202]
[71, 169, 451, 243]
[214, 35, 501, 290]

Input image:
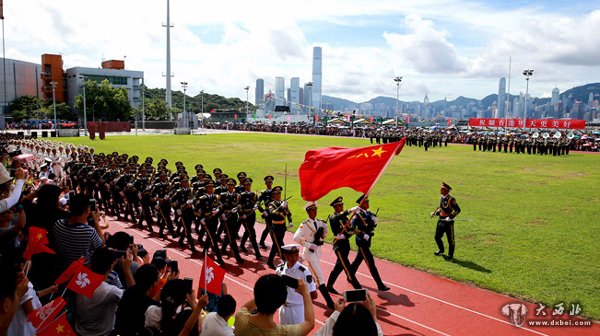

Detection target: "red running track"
[105, 218, 599, 336]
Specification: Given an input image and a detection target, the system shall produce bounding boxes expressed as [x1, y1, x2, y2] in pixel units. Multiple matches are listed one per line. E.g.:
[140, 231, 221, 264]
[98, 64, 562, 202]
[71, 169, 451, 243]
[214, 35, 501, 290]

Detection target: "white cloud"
[3, 0, 599, 104]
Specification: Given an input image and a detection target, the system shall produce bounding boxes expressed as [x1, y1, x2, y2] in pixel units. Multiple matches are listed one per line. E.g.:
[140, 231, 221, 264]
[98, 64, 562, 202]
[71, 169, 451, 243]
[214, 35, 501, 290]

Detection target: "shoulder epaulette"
[298, 265, 306, 272]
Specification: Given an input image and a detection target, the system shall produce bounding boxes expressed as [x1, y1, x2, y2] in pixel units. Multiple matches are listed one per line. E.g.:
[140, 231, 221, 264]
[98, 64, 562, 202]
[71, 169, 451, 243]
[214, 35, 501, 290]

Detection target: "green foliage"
[9, 95, 44, 115]
[143, 88, 253, 113]
[74, 79, 132, 122]
[53, 134, 600, 319]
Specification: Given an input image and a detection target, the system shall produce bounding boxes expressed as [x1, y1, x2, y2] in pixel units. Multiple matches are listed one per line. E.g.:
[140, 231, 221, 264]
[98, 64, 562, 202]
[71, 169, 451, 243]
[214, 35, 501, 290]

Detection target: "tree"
[74, 79, 132, 122]
[9, 95, 44, 120]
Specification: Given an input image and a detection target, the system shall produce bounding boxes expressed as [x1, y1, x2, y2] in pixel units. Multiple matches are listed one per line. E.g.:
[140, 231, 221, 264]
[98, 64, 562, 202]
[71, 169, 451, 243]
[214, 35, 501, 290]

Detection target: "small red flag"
[67, 263, 104, 298]
[27, 297, 66, 331]
[55, 257, 85, 285]
[315, 115, 319, 122]
[36, 313, 75, 336]
[199, 256, 225, 295]
[299, 139, 406, 201]
[369, 115, 373, 123]
[23, 227, 55, 260]
[448, 118, 451, 126]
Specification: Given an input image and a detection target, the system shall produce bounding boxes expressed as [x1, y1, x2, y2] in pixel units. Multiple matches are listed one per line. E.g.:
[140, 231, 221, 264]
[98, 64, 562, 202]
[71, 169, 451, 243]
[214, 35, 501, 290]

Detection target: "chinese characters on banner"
[468, 118, 586, 129]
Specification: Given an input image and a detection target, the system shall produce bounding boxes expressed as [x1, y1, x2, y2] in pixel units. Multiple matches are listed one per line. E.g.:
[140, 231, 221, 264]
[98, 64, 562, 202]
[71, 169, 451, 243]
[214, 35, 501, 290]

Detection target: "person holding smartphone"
[313, 292, 383, 336]
[275, 244, 317, 325]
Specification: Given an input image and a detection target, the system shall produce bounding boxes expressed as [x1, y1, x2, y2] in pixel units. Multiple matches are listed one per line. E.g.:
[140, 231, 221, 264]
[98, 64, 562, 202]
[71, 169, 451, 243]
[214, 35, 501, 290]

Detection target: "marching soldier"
[257, 175, 275, 249]
[196, 180, 225, 264]
[219, 178, 245, 264]
[136, 168, 155, 233]
[151, 172, 178, 239]
[349, 195, 390, 291]
[293, 202, 335, 309]
[171, 178, 197, 253]
[431, 182, 461, 261]
[238, 178, 263, 260]
[326, 196, 362, 294]
[266, 186, 292, 269]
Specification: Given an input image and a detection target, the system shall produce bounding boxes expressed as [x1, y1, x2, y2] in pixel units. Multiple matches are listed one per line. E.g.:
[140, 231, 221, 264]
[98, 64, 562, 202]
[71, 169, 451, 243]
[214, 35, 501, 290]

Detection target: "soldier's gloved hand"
[430, 212, 436, 218]
[154, 203, 160, 210]
[445, 217, 452, 222]
[281, 201, 288, 208]
[262, 211, 268, 218]
[335, 234, 345, 240]
[211, 209, 219, 216]
[200, 218, 206, 225]
[350, 206, 360, 213]
[232, 208, 237, 213]
[119, 191, 125, 197]
[288, 221, 293, 228]
[220, 214, 226, 221]
[363, 234, 370, 241]
[372, 216, 378, 225]
[176, 209, 182, 216]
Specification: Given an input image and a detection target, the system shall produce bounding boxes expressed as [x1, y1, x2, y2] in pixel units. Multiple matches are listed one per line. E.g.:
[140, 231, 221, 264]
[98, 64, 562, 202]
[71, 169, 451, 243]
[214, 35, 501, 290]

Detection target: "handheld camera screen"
[344, 289, 367, 302]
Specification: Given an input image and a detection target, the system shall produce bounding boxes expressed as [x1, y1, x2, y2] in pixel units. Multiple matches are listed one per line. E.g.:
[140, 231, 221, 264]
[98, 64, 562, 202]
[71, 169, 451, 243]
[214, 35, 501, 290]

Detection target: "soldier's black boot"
[318, 284, 335, 310]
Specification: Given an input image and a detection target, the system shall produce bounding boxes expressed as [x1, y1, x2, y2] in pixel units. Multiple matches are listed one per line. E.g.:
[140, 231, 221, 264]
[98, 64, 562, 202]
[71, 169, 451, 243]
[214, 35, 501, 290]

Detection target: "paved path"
[105, 217, 599, 335]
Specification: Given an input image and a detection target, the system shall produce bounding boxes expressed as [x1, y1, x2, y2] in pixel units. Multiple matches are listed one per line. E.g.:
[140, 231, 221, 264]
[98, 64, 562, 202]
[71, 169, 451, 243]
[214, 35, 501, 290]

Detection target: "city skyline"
[2, 0, 599, 104]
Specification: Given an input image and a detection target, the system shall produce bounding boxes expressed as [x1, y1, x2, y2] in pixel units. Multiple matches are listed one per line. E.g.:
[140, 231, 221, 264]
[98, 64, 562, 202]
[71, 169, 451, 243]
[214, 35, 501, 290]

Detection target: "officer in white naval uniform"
[275, 244, 318, 325]
[293, 202, 336, 309]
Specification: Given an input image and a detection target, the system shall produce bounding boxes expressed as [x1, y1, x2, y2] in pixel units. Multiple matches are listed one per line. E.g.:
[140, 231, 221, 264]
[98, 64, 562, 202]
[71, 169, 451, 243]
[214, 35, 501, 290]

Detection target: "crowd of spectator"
[0, 133, 384, 336]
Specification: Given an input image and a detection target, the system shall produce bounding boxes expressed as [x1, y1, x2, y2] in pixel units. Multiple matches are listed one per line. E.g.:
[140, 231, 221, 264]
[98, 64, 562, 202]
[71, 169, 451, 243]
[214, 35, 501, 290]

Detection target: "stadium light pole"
[78, 75, 88, 136]
[306, 82, 313, 122]
[394, 76, 402, 119]
[523, 69, 533, 129]
[244, 86, 250, 116]
[50, 82, 58, 131]
[181, 81, 188, 128]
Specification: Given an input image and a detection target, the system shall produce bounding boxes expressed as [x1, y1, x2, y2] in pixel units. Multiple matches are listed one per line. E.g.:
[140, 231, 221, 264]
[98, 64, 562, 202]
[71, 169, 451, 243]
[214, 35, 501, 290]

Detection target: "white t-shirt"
[201, 312, 234, 336]
[75, 281, 123, 336]
[7, 281, 41, 336]
[144, 305, 163, 330]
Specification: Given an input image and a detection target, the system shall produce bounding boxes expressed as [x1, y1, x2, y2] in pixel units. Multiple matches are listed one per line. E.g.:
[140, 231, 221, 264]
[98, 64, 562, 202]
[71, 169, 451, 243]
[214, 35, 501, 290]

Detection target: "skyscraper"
[290, 77, 300, 114]
[498, 77, 506, 118]
[275, 77, 285, 106]
[303, 82, 313, 114]
[312, 47, 322, 111]
[551, 87, 560, 105]
[255, 78, 264, 106]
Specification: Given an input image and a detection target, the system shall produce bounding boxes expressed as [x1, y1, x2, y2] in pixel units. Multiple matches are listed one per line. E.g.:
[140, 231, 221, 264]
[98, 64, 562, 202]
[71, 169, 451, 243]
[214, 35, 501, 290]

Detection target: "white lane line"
[258, 235, 547, 336]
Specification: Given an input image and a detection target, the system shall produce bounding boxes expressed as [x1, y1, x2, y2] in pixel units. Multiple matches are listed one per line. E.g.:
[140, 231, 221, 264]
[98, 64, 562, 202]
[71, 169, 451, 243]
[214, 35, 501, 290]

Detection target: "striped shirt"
[53, 218, 102, 272]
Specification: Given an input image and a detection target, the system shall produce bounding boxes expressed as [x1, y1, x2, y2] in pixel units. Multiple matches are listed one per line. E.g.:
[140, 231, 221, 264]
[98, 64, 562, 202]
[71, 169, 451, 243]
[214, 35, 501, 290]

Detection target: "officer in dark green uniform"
[431, 182, 461, 261]
[257, 175, 275, 249]
[326, 196, 362, 294]
[266, 186, 292, 269]
[349, 195, 390, 291]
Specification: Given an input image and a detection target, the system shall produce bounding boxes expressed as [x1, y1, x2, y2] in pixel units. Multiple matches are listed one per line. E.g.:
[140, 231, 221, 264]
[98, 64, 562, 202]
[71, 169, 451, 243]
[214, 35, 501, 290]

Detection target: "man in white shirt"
[200, 294, 236, 336]
[275, 244, 318, 325]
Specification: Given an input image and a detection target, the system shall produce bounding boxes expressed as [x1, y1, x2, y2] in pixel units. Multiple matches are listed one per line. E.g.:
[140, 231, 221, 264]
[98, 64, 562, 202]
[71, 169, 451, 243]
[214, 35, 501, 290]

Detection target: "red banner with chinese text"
[468, 118, 586, 129]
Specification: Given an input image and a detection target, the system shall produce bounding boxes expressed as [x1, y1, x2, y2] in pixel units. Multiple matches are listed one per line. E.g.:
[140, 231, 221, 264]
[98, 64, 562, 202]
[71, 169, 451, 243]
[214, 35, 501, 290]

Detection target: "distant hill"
[561, 83, 600, 102]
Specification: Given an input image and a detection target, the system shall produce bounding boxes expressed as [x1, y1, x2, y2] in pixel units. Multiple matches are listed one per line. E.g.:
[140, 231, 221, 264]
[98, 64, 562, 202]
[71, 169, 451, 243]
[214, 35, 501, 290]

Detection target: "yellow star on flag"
[36, 233, 44, 241]
[56, 323, 65, 333]
[371, 146, 386, 158]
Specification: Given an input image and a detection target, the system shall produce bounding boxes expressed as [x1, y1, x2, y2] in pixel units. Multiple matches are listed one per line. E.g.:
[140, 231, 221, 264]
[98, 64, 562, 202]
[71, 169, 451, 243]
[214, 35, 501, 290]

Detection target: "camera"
[344, 289, 367, 302]
[89, 199, 97, 212]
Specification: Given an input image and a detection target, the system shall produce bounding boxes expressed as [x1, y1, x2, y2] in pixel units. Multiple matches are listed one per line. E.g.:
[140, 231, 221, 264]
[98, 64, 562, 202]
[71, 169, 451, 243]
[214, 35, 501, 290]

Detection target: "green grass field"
[55, 133, 600, 319]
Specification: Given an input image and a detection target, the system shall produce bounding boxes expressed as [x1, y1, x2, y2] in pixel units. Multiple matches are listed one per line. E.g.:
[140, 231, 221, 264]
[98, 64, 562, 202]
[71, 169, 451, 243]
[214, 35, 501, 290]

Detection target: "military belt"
[272, 220, 286, 225]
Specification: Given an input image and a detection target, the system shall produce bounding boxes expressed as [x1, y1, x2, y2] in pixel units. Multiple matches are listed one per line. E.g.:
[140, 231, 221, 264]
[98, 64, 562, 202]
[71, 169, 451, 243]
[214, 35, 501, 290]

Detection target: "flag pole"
[333, 138, 406, 244]
[204, 249, 208, 292]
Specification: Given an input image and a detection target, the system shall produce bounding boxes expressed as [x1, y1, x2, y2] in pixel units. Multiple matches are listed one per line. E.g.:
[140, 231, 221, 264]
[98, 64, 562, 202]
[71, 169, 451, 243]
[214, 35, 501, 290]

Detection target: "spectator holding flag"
[74, 247, 127, 336]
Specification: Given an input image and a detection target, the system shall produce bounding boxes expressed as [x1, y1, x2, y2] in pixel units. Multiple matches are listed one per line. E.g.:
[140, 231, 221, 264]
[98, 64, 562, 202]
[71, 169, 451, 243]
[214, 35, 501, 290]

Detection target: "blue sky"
[4, 0, 600, 105]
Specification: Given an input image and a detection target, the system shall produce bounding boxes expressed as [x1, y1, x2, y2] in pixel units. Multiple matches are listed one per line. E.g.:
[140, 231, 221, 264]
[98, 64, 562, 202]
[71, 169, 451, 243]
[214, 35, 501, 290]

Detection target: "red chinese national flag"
[36, 313, 75, 336]
[299, 138, 406, 201]
[27, 297, 66, 331]
[199, 256, 226, 295]
[66, 263, 104, 298]
[23, 227, 55, 260]
[55, 257, 85, 285]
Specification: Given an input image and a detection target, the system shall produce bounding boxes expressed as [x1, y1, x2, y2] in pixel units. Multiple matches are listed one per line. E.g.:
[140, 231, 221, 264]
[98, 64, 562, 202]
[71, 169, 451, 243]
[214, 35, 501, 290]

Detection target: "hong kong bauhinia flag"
[299, 138, 406, 201]
[54, 257, 85, 285]
[66, 263, 104, 298]
[27, 297, 66, 331]
[199, 255, 226, 295]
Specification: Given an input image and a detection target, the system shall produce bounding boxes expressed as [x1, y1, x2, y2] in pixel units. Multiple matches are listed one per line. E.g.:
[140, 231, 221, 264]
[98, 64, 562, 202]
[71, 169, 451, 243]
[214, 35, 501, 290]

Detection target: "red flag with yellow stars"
[36, 312, 74, 336]
[299, 138, 406, 201]
[23, 227, 55, 260]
